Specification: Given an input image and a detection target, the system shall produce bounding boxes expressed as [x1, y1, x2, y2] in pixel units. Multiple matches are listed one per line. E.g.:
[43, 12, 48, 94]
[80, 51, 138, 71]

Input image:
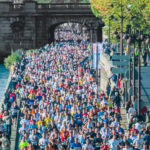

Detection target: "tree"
[91, 0, 150, 38]
[4, 50, 22, 69]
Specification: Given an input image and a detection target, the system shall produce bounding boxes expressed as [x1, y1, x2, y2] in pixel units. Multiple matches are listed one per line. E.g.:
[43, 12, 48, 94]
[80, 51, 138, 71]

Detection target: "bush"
[4, 50, 22, 69]
[26, 49, 38, 55]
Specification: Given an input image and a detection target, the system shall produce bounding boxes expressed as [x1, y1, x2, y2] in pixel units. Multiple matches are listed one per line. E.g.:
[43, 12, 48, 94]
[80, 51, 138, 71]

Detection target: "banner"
[97, 43, 103, 69]
[92, 43, 103, 69]
[92, 43, 97, 69]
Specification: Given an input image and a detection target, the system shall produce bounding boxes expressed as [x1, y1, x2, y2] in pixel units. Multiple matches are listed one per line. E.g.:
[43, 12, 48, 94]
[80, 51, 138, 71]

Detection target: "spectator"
[0, 133, 9, 150]
[2, 111, 11, 138]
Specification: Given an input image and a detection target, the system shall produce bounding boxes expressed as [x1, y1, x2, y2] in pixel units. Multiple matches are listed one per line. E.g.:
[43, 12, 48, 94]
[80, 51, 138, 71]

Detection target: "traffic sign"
[111, 54, 130, 74]
[112, 68, 128, 74]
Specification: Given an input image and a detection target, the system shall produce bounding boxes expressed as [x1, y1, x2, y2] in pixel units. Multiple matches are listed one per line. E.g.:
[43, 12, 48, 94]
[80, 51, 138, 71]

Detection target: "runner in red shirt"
[100, 91, 105, 99]
[129, 124, 139, 134]
[101, 140, 109, 150]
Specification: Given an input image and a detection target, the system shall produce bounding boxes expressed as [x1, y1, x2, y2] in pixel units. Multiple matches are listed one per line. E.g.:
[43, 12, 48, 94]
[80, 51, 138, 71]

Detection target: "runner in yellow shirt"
[45, 114, 53, 127]
[19, 137, 28, 150]
[108, 98, 113, 108]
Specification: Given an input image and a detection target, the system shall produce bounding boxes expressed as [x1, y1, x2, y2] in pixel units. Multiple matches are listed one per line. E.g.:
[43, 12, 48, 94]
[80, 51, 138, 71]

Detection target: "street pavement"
[141, 65, 150, 111]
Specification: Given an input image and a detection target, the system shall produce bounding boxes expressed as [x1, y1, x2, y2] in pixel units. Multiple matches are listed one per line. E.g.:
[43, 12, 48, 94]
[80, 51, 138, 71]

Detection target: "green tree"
[91, 0, 150, 38]
[4, 50, 22, 69]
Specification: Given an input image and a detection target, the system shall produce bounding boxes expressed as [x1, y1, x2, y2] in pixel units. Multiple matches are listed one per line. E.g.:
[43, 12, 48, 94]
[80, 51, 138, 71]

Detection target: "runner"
[14, 40, 148, 150]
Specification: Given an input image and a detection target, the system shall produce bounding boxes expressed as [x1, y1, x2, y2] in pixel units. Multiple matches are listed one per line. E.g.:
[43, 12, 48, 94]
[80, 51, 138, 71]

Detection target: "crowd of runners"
[0, 40, 149, 150]
[55, 23, 89, 42]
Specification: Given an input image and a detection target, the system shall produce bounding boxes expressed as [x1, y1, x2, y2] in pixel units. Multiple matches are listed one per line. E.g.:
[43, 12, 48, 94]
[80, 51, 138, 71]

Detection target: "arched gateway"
[0, 1, 104, 62]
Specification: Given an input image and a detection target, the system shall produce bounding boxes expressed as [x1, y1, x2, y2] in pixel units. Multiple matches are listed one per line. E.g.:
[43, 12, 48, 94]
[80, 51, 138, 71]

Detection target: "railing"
[9, 2, 90, 10]
[37, 3, 91, 9]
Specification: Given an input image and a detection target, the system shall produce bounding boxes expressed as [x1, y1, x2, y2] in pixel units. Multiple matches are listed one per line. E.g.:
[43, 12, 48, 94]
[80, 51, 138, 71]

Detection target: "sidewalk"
[120, 106, 128, 133]
[10, 124, 17, 150]
[10, 96, 20, 150]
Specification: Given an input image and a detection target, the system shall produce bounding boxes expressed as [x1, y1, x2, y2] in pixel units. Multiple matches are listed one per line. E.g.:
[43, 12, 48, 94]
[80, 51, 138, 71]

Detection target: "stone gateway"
[0, 1, 104, 62]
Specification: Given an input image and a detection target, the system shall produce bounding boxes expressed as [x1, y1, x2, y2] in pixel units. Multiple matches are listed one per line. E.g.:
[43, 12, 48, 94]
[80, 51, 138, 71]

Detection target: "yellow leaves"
[91, 0, 111, 16]
[91, 0, 150, 35]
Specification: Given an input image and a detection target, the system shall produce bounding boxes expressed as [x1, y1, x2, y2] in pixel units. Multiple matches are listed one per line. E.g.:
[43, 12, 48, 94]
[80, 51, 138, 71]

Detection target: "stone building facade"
[0, 1, 104, 62]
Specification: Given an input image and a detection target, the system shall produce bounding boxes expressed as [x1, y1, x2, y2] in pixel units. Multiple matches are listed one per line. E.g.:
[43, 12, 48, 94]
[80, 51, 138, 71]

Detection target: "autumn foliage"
[91, 0, 150, 36]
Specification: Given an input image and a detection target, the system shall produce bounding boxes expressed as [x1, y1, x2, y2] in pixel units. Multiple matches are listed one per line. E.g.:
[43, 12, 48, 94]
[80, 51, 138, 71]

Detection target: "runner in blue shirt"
[70, 138, 82, 150]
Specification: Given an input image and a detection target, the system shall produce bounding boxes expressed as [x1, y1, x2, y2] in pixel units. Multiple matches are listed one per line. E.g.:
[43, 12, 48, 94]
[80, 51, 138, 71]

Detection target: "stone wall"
[0, 3, 11, 62]
[100, 52, 114, 92]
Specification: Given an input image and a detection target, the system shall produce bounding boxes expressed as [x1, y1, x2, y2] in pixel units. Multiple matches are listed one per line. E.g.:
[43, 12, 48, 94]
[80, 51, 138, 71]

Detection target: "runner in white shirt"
[39, 133, 49, 150]
[122, 141, 133, 150]
[109, 135, 120, 150]
[135, 120, 142, 133]
[111, 118, 119, 128]
[82, 139, 94, 150]
[128, 105, 136, 117]
[133, 134, 144, 150]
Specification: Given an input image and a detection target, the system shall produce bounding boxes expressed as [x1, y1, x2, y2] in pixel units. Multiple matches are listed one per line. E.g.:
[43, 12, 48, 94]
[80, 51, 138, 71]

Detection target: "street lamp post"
[109, 1, 123, 55]
[126, 30, 148, 115]
[125, 24, 132, 102]
[127, 37, 131, 101]
[127, 16, 136, 102]
[137, 36, 142, 115]
[133, 40, 135, 102]
[108, 15, 114, 48]
[120, 0, 123, 55]
[137, 32, 144, 115]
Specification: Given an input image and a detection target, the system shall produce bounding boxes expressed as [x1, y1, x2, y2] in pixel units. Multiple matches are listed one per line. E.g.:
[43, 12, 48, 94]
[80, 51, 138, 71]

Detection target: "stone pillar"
[97, 26, 103, 42]
[89, 23, 99, 43]
[35, 17, 49, 48]
[93, 27, 98, 43]
[23, 16, 36, 49]
[90, 28, 93, 43]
